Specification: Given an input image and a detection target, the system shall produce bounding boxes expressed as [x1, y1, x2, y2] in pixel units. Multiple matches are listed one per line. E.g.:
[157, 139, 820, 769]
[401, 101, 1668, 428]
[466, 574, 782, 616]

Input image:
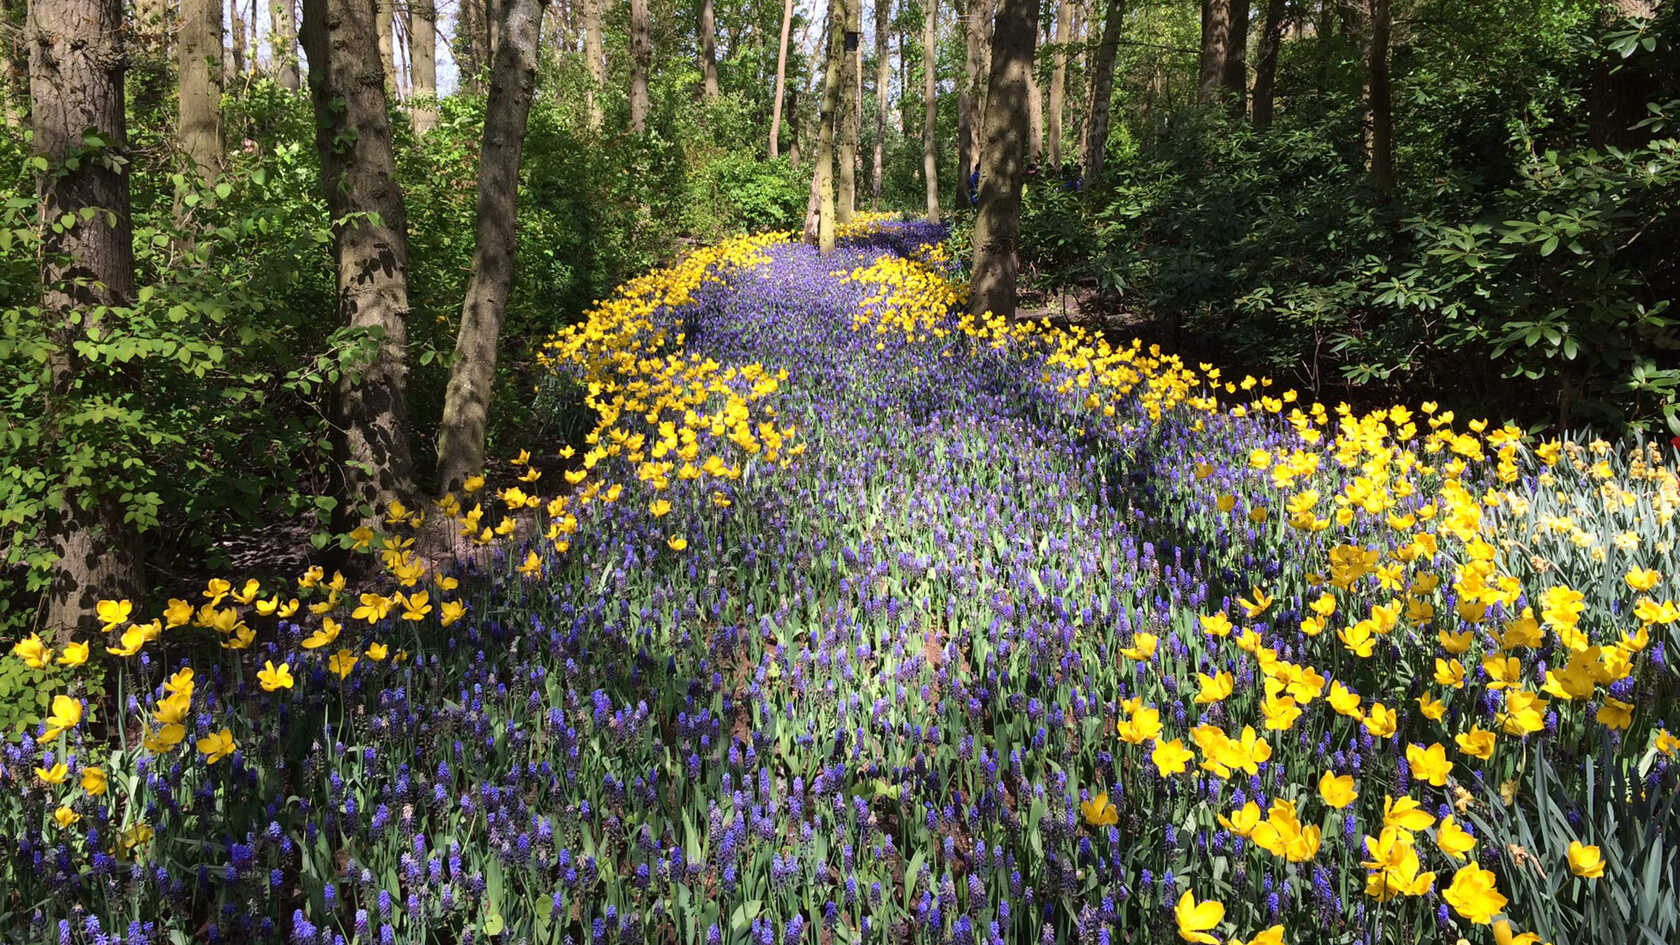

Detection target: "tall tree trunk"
[1047, 0, 1069, 166]
[629, 0, 650, 131]
[1027, 52, 1043, 164]
[1072, 3, 1088, 167]
[300, 0, 418, 522]
[921, 0, 939, 220]
[787, 85, 800, 166]
[231, 0, 249, 81]
[459, 0, 488, 93]
[1222, 0, 1249, 115]
[3, 0, 29, 126]
[873, 0, 889, 205]
[583, 0, 604, 127]
[957, 0, 986, 204]
[807, 0, 843, 251]
[376, 0, 398, 97]
[837, 0, 860, 221]
[178, 0, 223, 179]
[700, 0, 719, 99]
[895, 24, 906, 135]
[1197, 0, 1233, 105]
[969, 0, 1037, 318]
[129, 0, 170, 121]
[1363, 0, 1392, 193]
[410, 0, 438, 132]
[769, 0, 793, 155]
[436, 0, 549, 491]
[1250, 0, 1285, 129]
[1084, 0, 1122, 183]
[272, 0, 300, 89]
[29, 0, 147, 640]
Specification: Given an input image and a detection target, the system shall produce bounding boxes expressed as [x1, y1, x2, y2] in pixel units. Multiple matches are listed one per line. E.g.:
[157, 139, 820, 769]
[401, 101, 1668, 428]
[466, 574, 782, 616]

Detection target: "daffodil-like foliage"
[4, 220, 1679, 944]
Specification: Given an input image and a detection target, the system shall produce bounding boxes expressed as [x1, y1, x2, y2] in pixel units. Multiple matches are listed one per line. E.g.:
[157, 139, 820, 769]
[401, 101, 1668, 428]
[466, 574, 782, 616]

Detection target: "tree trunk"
[1197, 0, 1232, 105]
[300, 0, 418, 522]
[873, 0, 889, 206]
[272, 0, 300, 89]
[376, 0, 399, 97]
[459, 0, 488, 94]
[30, 0, 147, 640]
[788, 86, 801, 166]
[1072, 3, 1088, 166]
[895, 23, 906, 136]
[1084, 0, 1122, 183]
[583, 0, 604, 127]
[128, 0, 170, 121]
[922, 0, 939, 220]
[629, 0, 650, 131]
[968, 0, 1036, 319]
[1250, 0, 1285, 129]
[178, 0, 222, 180]
[1222, 0, 1249, 116]
[957, 0, 986, 204]
[436, 0, 549, 491]
[1362, 0, 1393, 194]
[410, 0, 438, 132]
[3, 0, 29, 126]
[837, 0, 860, 222]
[700, 0, 719, 99]
[231, 0, 249, 81]
[769, 0, 793, 155]
[1027, 51, 1043, 165]
[808, 0, 843, 251]
[1047, 0, 1069, 166]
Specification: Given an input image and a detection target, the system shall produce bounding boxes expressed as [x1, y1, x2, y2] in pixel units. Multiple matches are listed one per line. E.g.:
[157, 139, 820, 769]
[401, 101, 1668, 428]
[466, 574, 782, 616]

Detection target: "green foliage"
[1022, 3, 1679, 432]
[1467, 740, 1680, 945]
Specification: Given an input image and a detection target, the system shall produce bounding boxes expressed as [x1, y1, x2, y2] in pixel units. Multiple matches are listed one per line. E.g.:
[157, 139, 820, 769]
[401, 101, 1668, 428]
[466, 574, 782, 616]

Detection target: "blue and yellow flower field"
[6, 220, 1678, 945]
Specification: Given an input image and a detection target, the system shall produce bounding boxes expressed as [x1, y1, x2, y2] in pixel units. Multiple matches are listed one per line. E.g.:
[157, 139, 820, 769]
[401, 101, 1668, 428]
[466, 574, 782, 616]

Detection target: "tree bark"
[957, 0, 987, 204]
[3, 0, 30, 126]
[1222, 0, 1249, 116]
[700, 0, 719, 99]
[30, 0, 147, 640]
[787, 85, 800, 166]
[1047, 0, 1069, 166]
[873, 0, 889, 205]
[1250, 0, 1286, 129]
[128, 0, 170, 121]
[921, 0, 939, 220]
[459, 0, 488, 94]
[178, 0, 223, 180]
[272, 0, 301, 89]
[629, 0, 650, 131]
[895, 22, 906, 136]
[1084, 0, 1122, 183]
[1197, 0, 1232, 105]
[231, 0, 249, 81]
[583, 0, 604, 127]
[300, 0, 418, 522]
[837, 0, 860, 222]
[376, 0, 398, 97]
[410, 0, 438, 132]
[1027, 49, 1043, 165]
[968, 0, 1037, 319]
[436, 0, 549, 491]
[769, 0, 793, 155]
[807, 0, 843, 251]
[1363, 0, 1392, 193]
